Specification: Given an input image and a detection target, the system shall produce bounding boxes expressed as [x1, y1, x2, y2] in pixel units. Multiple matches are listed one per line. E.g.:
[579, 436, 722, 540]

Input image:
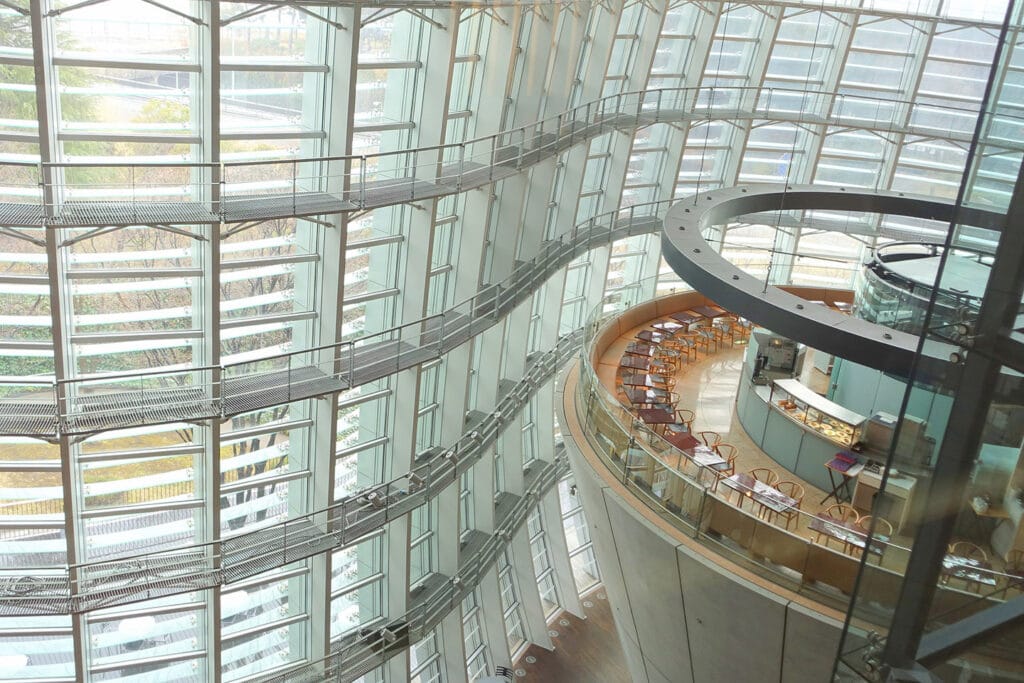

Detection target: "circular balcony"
[856, 241, 1002, 336]
[560, 287, 1024, 681]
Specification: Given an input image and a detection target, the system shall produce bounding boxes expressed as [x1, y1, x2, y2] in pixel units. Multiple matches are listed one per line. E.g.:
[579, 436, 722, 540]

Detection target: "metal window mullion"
[199, 0, 222, 678]
[873, 21, 937, 197]
[30, 0, 87, 679]
[330, 571, 386, 601]
[222, 417, 315, 444]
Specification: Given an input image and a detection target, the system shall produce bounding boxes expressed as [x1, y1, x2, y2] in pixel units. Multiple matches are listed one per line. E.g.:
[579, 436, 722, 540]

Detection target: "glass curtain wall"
[4, 0, 1024, 680]
[836, 1, 1024, 679]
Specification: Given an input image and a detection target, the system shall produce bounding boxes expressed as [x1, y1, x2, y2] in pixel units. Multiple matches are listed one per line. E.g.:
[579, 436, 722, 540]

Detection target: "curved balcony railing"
[1, 86, 1016, 229]
[572, 278, 1024, 671]
[0, 324, 580, 616]
[2, 200, 670, 441]
[855, 240, 996, 337]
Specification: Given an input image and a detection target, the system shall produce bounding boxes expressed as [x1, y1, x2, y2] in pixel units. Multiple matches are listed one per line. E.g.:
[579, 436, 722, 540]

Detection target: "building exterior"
[0, 0, 1021, 681]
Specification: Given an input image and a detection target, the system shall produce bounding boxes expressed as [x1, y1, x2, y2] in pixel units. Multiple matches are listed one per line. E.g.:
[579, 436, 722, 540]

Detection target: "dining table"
[663, 430, 700, 451]
[942, 554, 998, 588]
[809, 514, 888, 556]
[619, 355, 651, 370]
[690, 445, 726, 469]
[721, 473, 797, 513]
[635, 330, 665, 344]
[624, 342, 657, 357]
[621, 373, 668, 388]
[669, 311, 703, 326]
[625, 387, 671, 405]
[690, 304, 729, 319]
[651, 320, 686, 334]
[637, 407, 676, 432]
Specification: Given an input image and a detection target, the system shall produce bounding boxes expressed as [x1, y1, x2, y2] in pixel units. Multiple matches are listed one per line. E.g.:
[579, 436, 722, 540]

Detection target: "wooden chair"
[677, 408, 695, 430]
[749, 467, 779, 487]
[696, 328, 719, 353]
[714, 443, 737, 466]
[651, 356, 677, 374]
[714, 320, 739, 346]
[767, 480, 804, 530]
[948, 541, 988, 562]
[735, 317, 754, 340]
[676, 335, 698, 361]
[816, 504, 861, 552]
[1003, 550, 1024, 598]
[856, 515, 893, 562]
[692, 328, 710, 353]
[697, 430, 721, 450]
[709, 452, 737, 492]
[945, 541, 989, 592]
[732, 466, 775, 510]
[826, 503, 860, 524]
[857, 515, 892, 538]
[665, 408, 695, 435]
[652, 375, 676, 392]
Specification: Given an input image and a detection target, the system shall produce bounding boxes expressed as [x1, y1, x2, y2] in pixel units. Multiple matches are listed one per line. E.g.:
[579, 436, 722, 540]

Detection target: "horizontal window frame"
[219, 468, 310, 496]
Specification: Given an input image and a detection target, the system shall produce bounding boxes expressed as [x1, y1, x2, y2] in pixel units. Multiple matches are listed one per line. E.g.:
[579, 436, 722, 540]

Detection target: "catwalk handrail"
[2, 87, 1017, 227]
[0, 331, 579, 616]
[274, 454, 570, 683]
[0, 190, 659, 610]
[3, 199, 671, 439]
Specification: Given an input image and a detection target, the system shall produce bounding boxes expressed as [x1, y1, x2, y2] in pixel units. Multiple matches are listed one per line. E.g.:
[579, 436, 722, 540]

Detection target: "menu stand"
[822, 453, 864, 504]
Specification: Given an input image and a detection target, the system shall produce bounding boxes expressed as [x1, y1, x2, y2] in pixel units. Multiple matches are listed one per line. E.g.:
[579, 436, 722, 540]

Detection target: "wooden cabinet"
[853, 468, 917, 534]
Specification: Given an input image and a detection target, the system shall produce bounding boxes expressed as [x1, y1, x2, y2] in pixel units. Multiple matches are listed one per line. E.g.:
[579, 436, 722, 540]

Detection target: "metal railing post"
[130, 165, 137, 225]
[292, 159, 298, 215]
[220, 161, 228, 223]
[348, 342, 355, 388]
[410, 148, 418, 200]
[359, 156, 367, 208]
[457, 142, 465, 193]
[51, 380, 59, 438]
[489, 135, 496, 182]
[516, 128, 524, 170]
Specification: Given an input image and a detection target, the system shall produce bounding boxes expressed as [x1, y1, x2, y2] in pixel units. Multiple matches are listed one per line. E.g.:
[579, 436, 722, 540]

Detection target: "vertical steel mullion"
[30, 0, 86, 679]
[202, 0, 223, 678]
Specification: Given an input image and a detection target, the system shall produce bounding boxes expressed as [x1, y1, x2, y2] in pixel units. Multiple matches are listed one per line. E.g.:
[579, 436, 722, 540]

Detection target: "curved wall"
[558, 362, 847, 683]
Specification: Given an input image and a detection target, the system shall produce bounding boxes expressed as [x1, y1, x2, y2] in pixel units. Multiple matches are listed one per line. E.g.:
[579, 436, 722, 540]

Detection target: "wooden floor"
[513, 586, 630, 682]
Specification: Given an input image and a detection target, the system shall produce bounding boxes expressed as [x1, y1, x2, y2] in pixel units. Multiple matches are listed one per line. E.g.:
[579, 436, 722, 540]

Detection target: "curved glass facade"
[1, 0, 1021, 681]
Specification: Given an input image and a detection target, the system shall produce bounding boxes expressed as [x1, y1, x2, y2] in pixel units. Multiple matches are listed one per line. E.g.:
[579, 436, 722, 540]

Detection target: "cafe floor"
[595, 320, 916, 571]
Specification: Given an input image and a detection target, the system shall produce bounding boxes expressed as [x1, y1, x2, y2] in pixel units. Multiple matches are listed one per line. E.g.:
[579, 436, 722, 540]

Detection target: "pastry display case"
[769, 378, 866, 448]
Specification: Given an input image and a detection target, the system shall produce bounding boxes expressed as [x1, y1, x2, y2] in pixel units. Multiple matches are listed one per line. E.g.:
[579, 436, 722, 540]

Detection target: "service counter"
[737, 378, 853, 493]
[737, 328, 872, 494]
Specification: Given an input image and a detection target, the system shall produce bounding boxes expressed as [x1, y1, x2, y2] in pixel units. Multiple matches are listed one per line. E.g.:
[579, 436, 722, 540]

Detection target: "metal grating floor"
[75, 551, 213, 612]
[0, 401, 57, 438]
[63, 387, 215, 435]
[0, 202, 45, 227]
[222, 365, 346, 416]
[359, 178, 444, 209]
[0, 575, 72, 616]
[221, 517, 334, 584]
[222, 192, 353, 222]
[52, 201, 219, 227]
[422, 313, 473, 351]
